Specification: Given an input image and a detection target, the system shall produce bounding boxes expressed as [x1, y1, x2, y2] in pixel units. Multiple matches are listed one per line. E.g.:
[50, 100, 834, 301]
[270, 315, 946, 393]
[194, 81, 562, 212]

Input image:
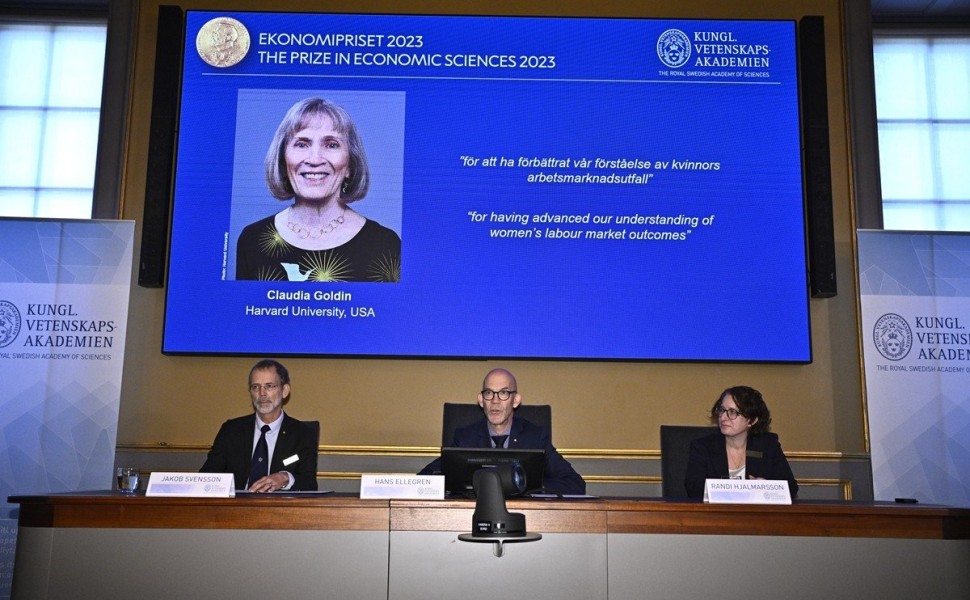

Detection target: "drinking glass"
[116, 467, 140, 494]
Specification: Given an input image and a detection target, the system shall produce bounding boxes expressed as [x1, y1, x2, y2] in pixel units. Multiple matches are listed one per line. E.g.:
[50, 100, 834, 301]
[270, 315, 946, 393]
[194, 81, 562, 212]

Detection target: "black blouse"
[236, 215, 401, 283]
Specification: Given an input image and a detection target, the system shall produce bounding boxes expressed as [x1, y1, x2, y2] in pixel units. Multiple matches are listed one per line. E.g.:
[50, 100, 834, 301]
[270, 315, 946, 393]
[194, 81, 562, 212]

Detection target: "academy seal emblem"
[657, 29, 691, 69]
[873, 313, 912, 361]
[196, 17, 250, 68]
[0, 300, 22, 348]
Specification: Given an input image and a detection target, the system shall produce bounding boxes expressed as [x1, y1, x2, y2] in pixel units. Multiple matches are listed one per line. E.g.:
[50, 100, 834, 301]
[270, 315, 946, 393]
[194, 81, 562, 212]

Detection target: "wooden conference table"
[9, 492, 970, 600]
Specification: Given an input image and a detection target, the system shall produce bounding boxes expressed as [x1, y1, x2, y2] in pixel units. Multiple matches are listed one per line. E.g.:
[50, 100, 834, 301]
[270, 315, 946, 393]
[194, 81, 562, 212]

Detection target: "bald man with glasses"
[419, 368, 585, 495]
[201, 359, 318, 492]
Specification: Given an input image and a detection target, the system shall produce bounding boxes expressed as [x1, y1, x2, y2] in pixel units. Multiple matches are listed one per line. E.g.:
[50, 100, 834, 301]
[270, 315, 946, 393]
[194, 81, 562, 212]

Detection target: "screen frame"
[160, 10, 814, 363]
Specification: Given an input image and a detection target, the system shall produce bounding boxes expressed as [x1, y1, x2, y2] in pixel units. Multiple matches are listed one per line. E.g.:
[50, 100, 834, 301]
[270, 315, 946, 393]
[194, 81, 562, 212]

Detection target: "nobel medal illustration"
[197, 17, 250, 68]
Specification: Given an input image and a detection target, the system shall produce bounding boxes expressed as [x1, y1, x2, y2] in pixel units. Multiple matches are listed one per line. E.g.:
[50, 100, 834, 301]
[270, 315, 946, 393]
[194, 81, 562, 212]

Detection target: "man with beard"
[201, 359, 318, 491]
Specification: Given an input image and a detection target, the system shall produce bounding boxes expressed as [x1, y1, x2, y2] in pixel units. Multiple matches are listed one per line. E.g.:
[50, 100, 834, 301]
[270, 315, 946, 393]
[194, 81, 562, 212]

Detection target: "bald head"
[482, 368, 517, 391]
[478, 368, 521, 434]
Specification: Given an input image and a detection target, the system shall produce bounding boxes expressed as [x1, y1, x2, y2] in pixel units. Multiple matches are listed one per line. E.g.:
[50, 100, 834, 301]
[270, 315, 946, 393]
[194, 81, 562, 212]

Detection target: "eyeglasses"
[714, 407, 744, 420]
[481, 389, 516, 401]
[250, 383, 281, 393]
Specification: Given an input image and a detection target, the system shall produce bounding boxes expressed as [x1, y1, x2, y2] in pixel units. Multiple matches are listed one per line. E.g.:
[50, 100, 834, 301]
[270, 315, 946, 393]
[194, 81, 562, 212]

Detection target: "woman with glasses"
[684, 385, 798, 499]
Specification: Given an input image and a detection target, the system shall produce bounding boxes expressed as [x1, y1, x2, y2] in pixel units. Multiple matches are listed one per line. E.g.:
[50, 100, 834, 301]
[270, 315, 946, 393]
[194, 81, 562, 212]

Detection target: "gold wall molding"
[118, 443, 870, 462]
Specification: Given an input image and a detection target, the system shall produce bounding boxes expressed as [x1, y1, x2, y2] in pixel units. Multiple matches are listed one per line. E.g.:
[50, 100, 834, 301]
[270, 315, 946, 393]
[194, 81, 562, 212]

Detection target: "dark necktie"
[248, 424, 271, 487]
[491, 434, 508, 448]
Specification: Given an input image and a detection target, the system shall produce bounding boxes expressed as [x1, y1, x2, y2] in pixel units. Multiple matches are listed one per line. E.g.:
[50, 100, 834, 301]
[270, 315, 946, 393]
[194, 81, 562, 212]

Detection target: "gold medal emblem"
[196, 17, 250, 68]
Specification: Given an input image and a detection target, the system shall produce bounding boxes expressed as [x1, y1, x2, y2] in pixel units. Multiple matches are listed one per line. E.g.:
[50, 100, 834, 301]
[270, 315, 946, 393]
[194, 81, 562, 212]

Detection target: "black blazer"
[200, 413, 318, 491]
[684, 431, 798, 499]
[419, 416, 586, 495]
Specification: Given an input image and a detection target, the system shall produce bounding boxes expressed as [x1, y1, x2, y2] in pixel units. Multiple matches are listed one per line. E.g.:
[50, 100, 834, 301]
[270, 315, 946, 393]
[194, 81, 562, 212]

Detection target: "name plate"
[146, 472, 236, 498]
[359, 474, 444, 499]
[704, 479, 792, 504]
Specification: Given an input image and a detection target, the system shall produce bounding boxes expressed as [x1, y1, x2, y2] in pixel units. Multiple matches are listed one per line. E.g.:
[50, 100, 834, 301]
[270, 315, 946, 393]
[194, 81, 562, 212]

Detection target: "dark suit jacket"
[419, 416, 586, 495]
[200, 413, 319, 491]
[684, 431, 798, 499]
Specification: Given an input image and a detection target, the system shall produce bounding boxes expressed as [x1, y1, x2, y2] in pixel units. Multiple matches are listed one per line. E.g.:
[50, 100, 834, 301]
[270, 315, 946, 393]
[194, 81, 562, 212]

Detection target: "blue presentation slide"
[164, 11, 811, 361]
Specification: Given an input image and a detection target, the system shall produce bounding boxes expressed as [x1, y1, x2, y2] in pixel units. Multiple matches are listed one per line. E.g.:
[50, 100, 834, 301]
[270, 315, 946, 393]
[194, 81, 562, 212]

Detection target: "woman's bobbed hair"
[709, 385, 772, 435]
[264, 97, 369, 203]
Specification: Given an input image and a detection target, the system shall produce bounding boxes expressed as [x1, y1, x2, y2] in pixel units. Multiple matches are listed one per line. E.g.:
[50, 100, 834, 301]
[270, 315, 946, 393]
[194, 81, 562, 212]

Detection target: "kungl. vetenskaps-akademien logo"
[0, 300, 22, 348]
[656, 29, 691, 68]
[873, 313, 912, 361]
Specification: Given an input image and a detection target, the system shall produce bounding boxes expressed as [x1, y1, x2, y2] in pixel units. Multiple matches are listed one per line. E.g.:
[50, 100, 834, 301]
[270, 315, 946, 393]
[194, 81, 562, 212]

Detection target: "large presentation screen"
[163, 11, 812, 361]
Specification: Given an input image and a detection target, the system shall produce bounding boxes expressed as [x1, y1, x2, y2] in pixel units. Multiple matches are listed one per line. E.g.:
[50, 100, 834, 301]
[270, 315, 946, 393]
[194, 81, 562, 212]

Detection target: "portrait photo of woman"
[235, 96, 401, 282]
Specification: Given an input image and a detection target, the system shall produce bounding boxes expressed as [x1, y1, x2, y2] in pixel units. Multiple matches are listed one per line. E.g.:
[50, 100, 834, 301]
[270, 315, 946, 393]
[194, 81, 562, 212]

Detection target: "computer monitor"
[441, 447, 545, 497]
